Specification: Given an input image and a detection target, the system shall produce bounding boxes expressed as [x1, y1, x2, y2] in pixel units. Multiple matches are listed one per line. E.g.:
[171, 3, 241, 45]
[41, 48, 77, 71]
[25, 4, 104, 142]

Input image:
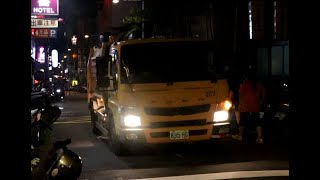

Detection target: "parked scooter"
[31, 102, 82, 180]
[31, 71, 82, 180]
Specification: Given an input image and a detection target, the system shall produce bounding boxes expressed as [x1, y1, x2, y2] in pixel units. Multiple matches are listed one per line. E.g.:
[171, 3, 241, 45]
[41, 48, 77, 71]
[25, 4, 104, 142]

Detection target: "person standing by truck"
[232, 71, 266, 143]
[224, 65, 241, 134]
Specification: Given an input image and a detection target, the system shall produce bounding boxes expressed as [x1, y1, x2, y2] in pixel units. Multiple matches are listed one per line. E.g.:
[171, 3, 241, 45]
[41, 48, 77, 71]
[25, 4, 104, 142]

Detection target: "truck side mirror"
[96, 57, 109, 88]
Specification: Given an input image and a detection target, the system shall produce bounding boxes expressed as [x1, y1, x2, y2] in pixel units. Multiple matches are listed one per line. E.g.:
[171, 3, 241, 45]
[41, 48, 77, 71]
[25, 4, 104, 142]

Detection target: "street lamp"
[68, 48, 71, 52]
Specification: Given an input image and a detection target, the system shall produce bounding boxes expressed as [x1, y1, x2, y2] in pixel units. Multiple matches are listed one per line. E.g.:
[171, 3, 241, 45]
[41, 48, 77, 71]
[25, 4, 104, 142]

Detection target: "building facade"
[93, 0, 288, 77]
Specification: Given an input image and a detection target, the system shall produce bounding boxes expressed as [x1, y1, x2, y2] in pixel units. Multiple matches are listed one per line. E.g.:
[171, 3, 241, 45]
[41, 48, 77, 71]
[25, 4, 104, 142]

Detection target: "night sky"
[70, 0, 97, 17]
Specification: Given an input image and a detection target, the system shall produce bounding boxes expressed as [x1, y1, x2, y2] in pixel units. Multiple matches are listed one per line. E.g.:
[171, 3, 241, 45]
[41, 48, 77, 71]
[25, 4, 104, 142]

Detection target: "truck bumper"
[211, 124, 230, 138]
[117, 123, 231, 144]
[118, 128, 147, 144]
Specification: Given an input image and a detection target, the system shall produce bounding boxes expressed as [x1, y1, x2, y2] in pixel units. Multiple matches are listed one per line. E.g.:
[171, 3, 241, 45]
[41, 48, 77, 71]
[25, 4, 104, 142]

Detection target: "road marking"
[54, 120, 91, 124]
[68, 141, 95, 148]
[97, 136, 110, 140]
[64, 118, 90, 121]
[58, 115, 90, 120]
[130, 170, 289, 180]
[60, 115, 90, 118]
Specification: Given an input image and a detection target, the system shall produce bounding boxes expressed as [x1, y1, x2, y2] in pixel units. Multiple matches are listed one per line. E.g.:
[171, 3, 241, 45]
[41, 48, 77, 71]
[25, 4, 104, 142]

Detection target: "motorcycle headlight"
[119, 106, 141, 127]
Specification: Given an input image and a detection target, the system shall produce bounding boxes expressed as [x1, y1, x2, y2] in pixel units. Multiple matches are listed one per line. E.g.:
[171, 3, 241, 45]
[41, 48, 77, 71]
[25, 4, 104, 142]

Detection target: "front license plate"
[170, 130, 189, 140]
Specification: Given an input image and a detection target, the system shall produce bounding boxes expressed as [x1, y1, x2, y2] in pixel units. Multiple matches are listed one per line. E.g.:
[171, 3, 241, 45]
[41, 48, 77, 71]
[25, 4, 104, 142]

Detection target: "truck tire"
[109, 118, 129, 156]
[89, 103, 101, 135]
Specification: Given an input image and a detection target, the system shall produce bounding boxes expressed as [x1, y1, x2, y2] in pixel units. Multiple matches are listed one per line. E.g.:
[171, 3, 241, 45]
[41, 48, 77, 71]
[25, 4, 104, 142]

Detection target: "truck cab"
[87, 38, 232, 155]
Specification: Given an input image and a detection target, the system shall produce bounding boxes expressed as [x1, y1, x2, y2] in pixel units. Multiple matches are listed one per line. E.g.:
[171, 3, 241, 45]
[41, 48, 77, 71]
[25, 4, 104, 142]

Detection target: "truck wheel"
[109, 121, 129, 156]
[89, 103, 101, 135]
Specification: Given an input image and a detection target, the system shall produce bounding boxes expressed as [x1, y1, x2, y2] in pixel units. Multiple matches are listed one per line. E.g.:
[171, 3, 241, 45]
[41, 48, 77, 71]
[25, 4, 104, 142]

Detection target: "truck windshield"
[120, 41, 224, 84]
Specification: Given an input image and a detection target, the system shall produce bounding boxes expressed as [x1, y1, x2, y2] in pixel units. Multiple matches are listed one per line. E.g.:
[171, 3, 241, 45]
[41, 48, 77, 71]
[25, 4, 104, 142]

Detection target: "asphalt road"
[51, 92, 289, 180]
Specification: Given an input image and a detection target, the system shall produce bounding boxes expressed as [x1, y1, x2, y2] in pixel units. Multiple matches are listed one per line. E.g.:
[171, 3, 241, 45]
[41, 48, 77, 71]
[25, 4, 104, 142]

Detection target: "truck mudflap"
[211, 124, 231, 138]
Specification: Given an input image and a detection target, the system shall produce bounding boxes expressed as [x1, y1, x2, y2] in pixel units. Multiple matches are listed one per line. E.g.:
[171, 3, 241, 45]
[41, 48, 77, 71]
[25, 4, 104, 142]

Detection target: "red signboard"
[32, 28, 57, 38]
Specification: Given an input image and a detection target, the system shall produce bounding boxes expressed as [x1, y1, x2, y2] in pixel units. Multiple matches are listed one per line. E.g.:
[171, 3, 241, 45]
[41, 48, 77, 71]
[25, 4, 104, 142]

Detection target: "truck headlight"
[124, 115, 141, 127]
[119, 106, 141, 127]
[213, 100, 231, 122]
[213, 110, 229, 122]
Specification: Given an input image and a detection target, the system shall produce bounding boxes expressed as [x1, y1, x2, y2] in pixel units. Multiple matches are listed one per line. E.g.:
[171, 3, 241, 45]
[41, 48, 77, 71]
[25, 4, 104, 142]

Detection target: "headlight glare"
[216, 100, 232, 111]
[119, 106, 141, 127]
[213, 111, 229, 122]
[224, 100, 232, 110]
[124, 115, 141, 127]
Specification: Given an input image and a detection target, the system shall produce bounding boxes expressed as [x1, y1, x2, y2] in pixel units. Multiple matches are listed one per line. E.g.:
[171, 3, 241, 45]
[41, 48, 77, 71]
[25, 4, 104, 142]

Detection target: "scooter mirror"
[40, 106, 61, 125]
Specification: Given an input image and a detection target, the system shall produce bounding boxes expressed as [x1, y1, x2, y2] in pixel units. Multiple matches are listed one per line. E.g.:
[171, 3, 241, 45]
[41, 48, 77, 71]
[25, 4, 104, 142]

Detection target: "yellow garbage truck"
[87, 38, 232, 155]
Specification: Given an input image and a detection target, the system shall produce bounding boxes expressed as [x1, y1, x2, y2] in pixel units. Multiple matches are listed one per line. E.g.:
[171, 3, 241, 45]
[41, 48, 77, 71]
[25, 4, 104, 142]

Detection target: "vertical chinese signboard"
[37, 46, 46, 63]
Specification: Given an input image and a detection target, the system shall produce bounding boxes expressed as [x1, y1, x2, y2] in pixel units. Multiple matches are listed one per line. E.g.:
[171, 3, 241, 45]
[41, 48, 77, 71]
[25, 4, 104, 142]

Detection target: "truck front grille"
[144, 104, 211, 116]
[149, 119, 207, 128]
